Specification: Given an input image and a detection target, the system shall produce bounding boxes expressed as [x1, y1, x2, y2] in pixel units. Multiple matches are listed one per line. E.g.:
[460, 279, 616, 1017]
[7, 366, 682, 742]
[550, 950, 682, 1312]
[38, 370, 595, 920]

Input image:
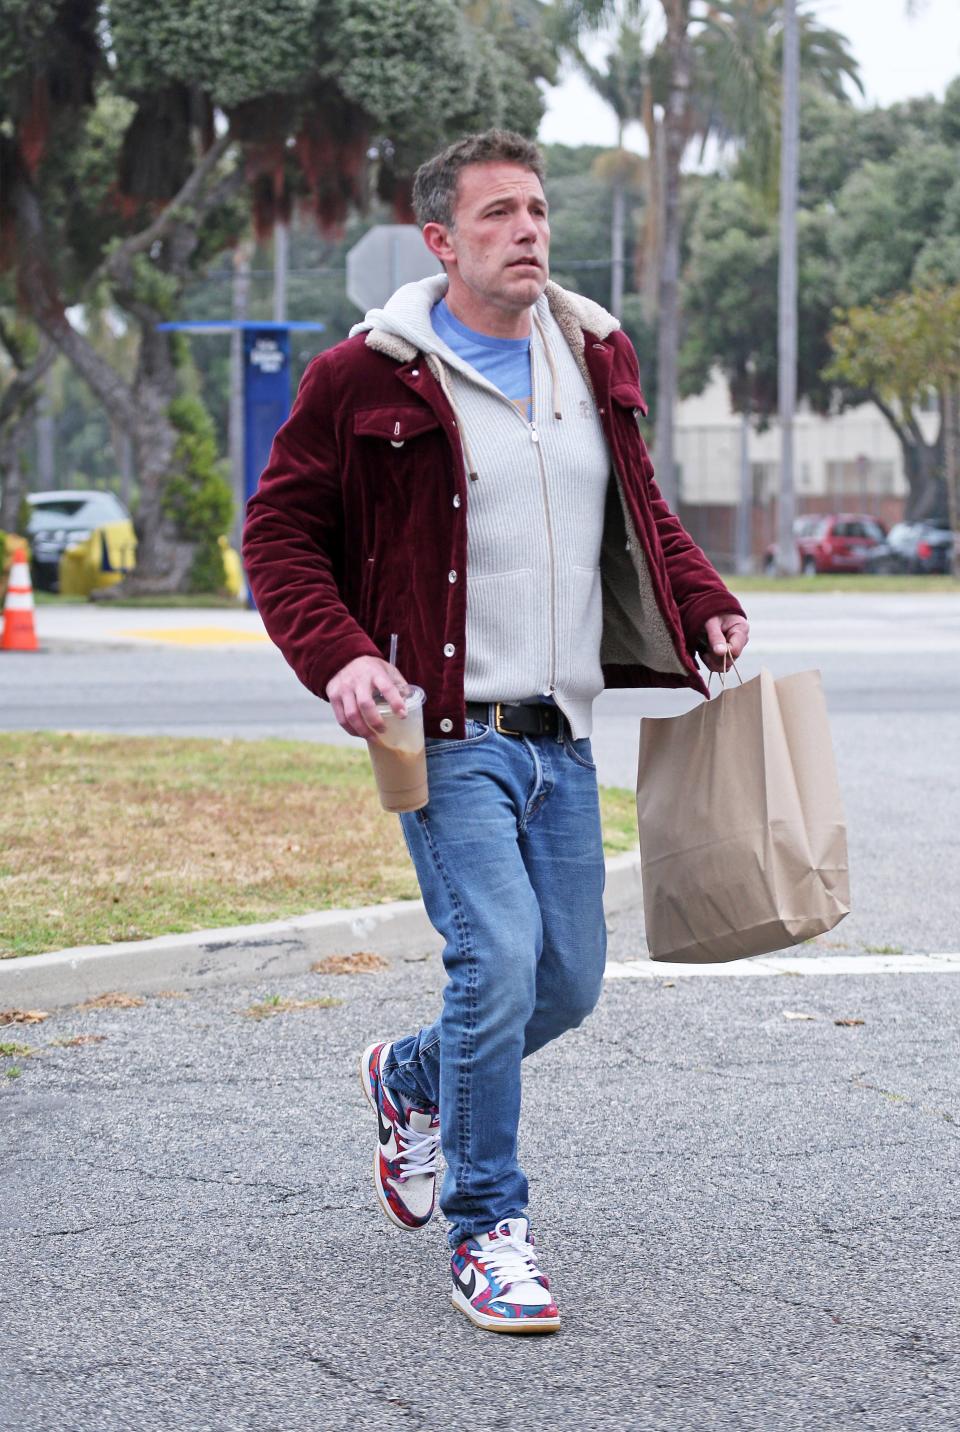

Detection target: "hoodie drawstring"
[432, 358, 482, 483]
[533, 314, 563, 422]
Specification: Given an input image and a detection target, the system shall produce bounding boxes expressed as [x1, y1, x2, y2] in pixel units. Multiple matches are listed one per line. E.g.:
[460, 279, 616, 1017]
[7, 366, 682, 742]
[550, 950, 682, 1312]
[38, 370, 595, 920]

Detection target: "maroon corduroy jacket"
[242, 305, 746, 739]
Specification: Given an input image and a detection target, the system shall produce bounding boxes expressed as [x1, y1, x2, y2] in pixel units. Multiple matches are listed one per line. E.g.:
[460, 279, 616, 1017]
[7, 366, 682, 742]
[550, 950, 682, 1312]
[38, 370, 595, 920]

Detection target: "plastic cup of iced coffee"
[367, 684, 428, 813]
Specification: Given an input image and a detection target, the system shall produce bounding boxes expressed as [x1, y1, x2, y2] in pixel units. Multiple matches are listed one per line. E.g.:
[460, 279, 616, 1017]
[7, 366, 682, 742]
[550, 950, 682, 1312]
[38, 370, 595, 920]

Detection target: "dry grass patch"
[311, 951, 390, 975]
[76, 991, 146, 1010]
[0, 732, 419, 958]
[1, 732, 637, 958]
[0, 1008, 50, 1025]
[241, 994, 342, 1021]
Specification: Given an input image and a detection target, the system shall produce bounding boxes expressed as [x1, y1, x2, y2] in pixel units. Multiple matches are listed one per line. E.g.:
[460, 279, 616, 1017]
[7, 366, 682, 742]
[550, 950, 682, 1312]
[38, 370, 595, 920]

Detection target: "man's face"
[427, 161, 550, 317]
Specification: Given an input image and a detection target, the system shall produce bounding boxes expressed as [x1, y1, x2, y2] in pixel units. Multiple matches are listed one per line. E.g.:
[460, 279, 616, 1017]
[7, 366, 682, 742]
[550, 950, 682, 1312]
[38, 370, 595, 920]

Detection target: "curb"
[0, 851, 644, 1009]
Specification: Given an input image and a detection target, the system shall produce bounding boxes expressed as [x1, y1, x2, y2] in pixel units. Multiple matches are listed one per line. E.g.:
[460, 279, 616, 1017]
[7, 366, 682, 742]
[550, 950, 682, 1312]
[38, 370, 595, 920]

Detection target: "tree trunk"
[0, 337, 56, 531]
[868, 393, 943, 521]
[653, 0, 691, 511]
[34, 369, 56, 489]
[638, 93, 661, 322]
[116, 319, 195, 594]
[611, 124, 626, 320]
[14, 143, 242, 594]
[776, 0, 800, 576]
[943, 381, 959, 579]
[0, 406, 36, 534]
[736, 405, 753, 574]
[229, 240, 253, 548]
[273, 221, 289, 324]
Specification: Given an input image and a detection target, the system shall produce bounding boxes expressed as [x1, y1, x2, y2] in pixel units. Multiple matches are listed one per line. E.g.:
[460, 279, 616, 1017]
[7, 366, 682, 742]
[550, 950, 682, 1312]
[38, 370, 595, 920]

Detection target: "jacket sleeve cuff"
[303, 631, 384, 700]
[679, 589, 748, 649]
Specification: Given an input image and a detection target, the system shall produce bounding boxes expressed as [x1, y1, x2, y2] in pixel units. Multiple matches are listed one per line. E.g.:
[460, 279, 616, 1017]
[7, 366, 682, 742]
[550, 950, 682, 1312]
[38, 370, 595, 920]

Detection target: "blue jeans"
[381, 719, 607, 1248]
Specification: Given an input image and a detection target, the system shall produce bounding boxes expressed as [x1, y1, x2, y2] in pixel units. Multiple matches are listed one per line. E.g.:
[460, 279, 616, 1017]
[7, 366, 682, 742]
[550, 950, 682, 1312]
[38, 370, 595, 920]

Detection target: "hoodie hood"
[349, 274, 620, 391]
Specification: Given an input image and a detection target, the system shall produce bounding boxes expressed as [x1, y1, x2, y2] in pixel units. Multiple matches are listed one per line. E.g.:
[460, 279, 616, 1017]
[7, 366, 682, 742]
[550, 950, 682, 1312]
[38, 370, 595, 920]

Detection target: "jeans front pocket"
[563, 736, 597, 771]
[425, 719, 492, 756]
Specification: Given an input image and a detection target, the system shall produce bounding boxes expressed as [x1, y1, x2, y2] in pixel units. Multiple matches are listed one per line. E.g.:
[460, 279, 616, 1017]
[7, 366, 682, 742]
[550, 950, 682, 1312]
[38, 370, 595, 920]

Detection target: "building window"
[826, 459, 897, 499]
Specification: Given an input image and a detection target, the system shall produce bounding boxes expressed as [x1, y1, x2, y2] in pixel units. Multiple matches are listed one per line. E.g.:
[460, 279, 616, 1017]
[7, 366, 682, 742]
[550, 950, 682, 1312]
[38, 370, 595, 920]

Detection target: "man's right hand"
[326, 655, 408, 738]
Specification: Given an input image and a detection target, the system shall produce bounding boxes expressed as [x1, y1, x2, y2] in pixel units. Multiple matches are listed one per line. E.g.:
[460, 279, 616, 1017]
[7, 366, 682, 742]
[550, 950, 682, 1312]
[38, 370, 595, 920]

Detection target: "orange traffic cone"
[1, 547, 39, 652]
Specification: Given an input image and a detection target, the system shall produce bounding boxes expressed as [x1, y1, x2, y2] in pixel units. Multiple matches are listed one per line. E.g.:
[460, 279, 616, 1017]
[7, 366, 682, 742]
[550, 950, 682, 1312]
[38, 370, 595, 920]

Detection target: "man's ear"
[423, 222, 456, 268]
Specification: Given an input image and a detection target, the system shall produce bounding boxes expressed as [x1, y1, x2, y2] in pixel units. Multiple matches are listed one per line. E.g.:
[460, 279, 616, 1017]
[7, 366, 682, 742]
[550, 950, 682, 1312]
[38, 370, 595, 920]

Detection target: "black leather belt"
[464, 701, 566, 739]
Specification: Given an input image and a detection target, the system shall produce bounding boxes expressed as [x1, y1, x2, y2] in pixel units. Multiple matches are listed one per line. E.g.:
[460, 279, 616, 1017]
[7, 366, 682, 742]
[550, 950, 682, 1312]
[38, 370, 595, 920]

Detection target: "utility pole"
[611, 125, 626, 320]
[776, 0, 800, 575]
[273, 220, 289, 325]
[229, 240, 253, 547]
[736, 405, 753, 574]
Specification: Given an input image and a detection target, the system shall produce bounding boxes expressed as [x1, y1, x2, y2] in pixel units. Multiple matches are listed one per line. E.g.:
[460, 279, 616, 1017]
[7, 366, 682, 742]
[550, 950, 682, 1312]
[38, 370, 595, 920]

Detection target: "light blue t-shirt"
[430, 299, 532, 419]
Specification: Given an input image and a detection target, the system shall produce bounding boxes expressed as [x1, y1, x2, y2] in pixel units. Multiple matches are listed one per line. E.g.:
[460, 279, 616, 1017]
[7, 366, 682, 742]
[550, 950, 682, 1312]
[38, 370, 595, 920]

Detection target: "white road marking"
[604, 953, 960, 979]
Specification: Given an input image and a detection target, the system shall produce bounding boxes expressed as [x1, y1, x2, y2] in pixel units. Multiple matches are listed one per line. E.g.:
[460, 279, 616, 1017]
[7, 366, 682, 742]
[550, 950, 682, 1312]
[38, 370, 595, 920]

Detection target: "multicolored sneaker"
[450, 1217, 561, 1334]
[359, 1041, 440, 1231]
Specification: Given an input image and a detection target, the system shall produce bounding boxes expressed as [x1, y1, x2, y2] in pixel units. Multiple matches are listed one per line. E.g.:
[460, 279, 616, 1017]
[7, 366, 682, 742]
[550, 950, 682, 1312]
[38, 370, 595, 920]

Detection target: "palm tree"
[776, 0, 800, 574]
[552, 1, 861, 510]
[571, 13, 648, 316]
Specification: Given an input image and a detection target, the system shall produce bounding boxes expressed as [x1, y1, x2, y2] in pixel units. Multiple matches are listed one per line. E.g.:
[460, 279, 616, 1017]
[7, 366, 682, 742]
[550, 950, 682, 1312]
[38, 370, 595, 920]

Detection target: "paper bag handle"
[707, 653, 744, 695]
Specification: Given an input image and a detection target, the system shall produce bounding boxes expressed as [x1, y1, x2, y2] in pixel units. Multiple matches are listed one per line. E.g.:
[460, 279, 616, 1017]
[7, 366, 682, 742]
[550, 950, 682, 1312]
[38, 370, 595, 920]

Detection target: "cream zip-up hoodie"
[352, 276, 613, 738]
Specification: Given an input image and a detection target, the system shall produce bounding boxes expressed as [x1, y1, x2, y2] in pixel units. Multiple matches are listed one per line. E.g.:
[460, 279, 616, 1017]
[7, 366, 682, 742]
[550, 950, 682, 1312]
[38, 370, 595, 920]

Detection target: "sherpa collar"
[363, 281, 619, 385]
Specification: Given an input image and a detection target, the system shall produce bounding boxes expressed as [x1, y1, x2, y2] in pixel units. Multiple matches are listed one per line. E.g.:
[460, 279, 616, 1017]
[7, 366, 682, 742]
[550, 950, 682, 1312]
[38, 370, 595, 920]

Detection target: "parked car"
[25, 490, 133, 591]
[764, 514, 885, 574]
[865, 519, 957, 575]
[764, 516, 822, 572]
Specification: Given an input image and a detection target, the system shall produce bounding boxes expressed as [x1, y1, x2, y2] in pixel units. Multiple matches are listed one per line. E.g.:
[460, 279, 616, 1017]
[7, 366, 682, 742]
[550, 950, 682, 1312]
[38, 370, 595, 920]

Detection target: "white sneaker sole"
[358, 1043, 433, 1233]
[450, 1285, 561, 1334]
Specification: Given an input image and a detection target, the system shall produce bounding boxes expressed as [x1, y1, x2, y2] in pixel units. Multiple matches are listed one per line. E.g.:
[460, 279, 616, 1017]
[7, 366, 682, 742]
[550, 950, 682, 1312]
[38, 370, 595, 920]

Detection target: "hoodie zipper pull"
[529, 422, 540, 445]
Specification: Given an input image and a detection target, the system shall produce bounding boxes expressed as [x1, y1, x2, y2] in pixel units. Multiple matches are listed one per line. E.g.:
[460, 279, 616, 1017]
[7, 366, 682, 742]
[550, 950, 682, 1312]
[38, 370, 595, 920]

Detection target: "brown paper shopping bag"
[636, 668, 849, 963]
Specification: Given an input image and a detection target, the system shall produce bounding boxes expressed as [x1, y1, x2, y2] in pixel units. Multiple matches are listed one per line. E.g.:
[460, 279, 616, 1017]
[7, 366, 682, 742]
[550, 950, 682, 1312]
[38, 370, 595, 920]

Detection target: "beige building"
[674, 370, 938, 513]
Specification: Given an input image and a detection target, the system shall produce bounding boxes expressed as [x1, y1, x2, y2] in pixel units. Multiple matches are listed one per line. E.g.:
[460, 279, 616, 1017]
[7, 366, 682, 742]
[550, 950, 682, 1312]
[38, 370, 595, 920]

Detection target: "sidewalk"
[34, 602, 269, 648]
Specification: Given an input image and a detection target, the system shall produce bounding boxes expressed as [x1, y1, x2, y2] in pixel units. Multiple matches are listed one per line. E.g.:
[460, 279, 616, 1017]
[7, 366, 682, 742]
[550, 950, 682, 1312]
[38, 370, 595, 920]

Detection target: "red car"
[766, 514, 887, 575]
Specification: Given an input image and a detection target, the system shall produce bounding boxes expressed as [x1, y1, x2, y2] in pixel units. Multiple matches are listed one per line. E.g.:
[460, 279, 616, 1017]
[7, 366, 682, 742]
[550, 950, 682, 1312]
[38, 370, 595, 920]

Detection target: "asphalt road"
[4, 944, 959, 1431]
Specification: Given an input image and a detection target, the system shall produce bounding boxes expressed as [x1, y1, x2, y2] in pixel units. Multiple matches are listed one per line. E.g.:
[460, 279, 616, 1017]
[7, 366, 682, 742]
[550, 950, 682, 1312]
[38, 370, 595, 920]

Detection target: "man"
[243, 129, 749, 1335]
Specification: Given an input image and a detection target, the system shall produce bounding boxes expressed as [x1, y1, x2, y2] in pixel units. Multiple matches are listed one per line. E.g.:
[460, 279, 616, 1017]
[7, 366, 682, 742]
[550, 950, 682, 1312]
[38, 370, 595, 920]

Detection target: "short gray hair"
[412, 130, 546, 229]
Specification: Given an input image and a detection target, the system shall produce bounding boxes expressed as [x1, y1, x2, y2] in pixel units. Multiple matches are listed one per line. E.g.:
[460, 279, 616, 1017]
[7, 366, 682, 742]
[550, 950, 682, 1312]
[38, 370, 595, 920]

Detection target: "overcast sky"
[539, 0, 960, 149]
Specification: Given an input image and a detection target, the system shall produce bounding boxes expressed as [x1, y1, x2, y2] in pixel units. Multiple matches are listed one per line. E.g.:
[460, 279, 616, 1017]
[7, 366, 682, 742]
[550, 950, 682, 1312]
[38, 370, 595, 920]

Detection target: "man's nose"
[514, 212, 539, 243]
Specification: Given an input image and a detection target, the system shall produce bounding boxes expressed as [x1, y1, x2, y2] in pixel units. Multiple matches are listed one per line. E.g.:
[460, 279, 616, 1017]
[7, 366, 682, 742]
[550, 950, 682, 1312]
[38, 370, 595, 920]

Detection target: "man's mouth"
[507, 258, 541, 270]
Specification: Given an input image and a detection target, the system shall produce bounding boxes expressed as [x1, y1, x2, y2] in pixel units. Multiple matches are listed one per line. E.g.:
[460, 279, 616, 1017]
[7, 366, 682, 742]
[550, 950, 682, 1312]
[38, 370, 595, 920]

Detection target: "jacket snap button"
[452, 494, 462, 509]
[443, 643, 455, 657]
[448, 570, 457, 583]
[411, 368, 420, 377]
[390, 440, 405, 449]
[440, 718, 453, 733]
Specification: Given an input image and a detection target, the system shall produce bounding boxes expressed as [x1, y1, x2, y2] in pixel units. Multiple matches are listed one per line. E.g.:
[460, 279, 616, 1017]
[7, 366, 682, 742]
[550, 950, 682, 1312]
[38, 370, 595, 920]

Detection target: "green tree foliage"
[162, 395, 233, 592]
[828, 285, 960, 530]
[680, 177, 835, 419]
[1, 0, 554, 591]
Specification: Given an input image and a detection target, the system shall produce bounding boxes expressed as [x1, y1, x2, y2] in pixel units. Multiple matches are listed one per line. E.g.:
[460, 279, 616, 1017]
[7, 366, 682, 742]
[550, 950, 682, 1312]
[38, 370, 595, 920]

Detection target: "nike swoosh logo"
[455, 1268, 477, 1299]
[377, 1106, 394, 1149]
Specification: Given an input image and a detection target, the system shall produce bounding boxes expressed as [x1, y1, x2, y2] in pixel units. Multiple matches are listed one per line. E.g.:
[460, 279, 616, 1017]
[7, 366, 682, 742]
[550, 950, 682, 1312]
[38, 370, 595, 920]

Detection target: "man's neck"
[442, 287, 535, 340]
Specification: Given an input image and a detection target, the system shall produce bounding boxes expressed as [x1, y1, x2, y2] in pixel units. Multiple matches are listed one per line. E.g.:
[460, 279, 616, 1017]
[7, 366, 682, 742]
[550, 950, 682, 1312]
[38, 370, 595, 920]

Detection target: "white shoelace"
[477, 1230, 543, 1292]
[395, 1119, 440, 1182]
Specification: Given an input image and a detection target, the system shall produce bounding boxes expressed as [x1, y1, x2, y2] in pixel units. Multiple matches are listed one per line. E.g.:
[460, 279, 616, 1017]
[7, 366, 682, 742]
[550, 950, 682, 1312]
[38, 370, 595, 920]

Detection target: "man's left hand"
[699, 613, 750, 673]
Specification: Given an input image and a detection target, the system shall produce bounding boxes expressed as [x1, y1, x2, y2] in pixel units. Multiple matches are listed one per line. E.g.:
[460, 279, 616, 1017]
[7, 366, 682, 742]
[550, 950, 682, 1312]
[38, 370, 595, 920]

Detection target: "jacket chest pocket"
[351, 405, 444, 631]
[353, 405, 442, 463]
[609, 381, 653, 479]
